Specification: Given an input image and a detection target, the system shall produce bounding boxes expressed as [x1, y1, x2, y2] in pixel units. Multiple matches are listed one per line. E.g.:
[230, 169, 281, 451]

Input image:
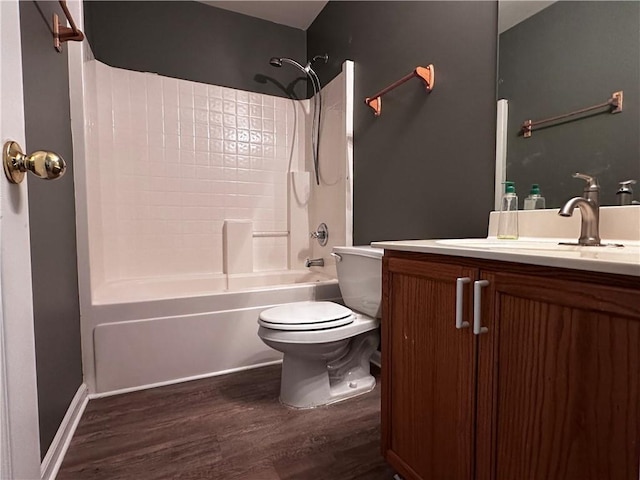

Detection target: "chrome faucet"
[558, 173, 601, 246]
[305, 257, 325, 267]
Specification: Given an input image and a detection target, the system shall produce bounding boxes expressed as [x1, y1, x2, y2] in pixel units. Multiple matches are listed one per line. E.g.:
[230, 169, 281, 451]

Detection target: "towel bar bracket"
[52, 1, 84, 53]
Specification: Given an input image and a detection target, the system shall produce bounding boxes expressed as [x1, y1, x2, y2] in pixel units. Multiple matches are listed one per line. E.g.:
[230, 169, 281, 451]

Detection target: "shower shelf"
[365, 64, 435, 117]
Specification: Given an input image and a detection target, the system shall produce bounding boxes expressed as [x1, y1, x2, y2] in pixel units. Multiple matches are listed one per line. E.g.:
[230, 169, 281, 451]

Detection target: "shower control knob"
[310, 222, 329, 246]
[3, 141, 66, 184]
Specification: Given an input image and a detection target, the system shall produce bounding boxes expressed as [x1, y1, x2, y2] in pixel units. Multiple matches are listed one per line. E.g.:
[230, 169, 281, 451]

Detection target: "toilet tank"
[332, 246, 383, 318]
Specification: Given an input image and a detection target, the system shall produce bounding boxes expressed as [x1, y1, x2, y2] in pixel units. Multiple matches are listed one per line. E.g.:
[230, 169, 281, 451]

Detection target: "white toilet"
[257, 246, 382, 409]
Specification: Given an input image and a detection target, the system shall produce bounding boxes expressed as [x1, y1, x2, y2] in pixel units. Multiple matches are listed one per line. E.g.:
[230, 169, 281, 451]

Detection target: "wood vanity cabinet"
[381, 250, 640, 480]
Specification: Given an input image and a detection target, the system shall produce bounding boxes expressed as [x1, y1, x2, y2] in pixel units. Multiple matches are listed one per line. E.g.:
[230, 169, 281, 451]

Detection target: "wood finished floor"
[58, 365, 396, 480]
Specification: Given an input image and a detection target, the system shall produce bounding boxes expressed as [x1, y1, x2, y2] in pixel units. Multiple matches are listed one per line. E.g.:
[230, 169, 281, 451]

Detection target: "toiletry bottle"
[616, 180, 636, 205]
[524, 184, 546, 210]
[497, 181, 519, 239]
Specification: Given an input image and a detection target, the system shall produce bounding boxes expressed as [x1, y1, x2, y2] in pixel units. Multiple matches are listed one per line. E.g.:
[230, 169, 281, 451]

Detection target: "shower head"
[303, 54, 328, 73]
[269, 55, 328, 76]
[311, 54, 328, 65]
[268, 55, 323, 97]
[269, 57, 306, 73]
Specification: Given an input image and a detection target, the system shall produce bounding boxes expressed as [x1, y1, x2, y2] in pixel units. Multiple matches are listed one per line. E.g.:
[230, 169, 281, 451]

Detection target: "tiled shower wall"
[85, 61, 307, 282]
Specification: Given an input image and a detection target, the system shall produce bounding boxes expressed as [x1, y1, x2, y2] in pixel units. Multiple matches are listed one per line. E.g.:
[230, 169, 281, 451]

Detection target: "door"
[0, 1, 42, 478]
[476, 270, 640, 480]
[382, 255, 477, 480]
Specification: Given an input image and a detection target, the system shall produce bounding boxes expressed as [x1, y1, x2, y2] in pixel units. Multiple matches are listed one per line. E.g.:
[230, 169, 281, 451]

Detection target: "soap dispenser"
[524, 184, 546, 210]
[497, 181, 519, 239]
[616, 180, 637, 205]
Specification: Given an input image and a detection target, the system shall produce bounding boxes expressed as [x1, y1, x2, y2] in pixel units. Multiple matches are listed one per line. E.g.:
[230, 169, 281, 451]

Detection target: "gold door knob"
[3, 141, 66, 184]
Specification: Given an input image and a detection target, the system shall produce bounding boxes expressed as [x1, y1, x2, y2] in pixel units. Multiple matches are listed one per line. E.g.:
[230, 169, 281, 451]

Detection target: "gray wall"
[19, 1, 83, 459]
[307, 2, 498, 244]
[499, 1, 640, 207]
[84, 1, 308, 99]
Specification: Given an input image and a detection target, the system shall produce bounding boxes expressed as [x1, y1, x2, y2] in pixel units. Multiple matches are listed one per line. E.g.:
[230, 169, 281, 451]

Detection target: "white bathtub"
[90, 271, 340, 395]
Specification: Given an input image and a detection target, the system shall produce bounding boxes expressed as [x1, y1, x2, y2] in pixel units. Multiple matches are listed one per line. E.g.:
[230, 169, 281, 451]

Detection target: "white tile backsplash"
[83, 59, 353, 286]
[87, 61, 308, 280]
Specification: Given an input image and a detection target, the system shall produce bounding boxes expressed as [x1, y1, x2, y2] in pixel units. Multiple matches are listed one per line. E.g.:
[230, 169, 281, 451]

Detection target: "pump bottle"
[524, 184, 546, 210]
[497, 181, 519, 239]
[616, 180, 636, 205]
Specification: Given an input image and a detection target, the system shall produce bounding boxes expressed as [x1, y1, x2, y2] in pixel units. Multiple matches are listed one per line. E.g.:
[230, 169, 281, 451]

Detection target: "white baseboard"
[89, 359, 283, 400]
[41, 383, 89, 480]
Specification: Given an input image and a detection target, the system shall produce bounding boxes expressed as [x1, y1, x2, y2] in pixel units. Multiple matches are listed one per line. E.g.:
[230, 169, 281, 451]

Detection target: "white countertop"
[372, 237, 640, 277]
[373, 206, 640, 277]
[373, 207, 640, 277]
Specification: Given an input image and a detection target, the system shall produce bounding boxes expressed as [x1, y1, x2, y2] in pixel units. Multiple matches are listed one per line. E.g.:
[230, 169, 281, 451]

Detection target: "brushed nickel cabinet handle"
[473, 280, 490, 335]
[455, 277, 471, 329]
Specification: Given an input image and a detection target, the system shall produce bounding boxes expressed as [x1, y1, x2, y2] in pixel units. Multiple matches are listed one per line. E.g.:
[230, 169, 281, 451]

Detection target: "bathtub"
[90, 270, 340, 395]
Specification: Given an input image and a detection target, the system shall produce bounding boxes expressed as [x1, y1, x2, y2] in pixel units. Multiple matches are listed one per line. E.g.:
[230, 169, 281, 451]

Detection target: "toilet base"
[279, 330, 379, 409]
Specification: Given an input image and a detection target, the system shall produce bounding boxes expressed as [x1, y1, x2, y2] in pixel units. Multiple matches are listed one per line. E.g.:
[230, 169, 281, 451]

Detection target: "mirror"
[497, 1, 639, 208]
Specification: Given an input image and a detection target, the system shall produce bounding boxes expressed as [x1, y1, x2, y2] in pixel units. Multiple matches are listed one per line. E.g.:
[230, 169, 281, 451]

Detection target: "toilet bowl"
[257, 246, 382, 409]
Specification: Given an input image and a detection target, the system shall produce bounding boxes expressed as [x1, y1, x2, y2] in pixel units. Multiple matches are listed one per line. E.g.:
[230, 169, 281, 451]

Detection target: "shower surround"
[90, 61, 305, 283]
[72, 48, 354, 393]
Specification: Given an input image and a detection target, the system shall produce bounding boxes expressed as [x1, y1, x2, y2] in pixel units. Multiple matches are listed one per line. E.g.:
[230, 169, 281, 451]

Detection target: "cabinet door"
[382, 256, 477, 480]
[475, 271, 640, 480]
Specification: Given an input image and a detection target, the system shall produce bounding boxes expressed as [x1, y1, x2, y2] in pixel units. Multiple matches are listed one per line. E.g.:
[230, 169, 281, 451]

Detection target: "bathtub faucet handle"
[310, 222, 329, 246]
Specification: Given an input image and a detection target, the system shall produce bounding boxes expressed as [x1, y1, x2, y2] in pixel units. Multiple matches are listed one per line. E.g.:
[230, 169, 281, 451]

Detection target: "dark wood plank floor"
[58, 364, 396, 480]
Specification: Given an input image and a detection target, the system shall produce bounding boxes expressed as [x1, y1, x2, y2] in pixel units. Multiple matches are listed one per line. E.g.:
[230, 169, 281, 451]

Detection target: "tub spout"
[305, 257, 324, 268]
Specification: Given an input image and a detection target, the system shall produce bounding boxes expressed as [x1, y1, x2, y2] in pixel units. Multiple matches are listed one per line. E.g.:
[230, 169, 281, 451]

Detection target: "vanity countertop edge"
[371, 238, 640, 278]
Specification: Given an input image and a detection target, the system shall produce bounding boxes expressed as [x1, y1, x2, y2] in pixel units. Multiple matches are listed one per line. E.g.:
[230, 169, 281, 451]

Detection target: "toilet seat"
[258, 312, 379, 344]
[258, 301, 354, 331]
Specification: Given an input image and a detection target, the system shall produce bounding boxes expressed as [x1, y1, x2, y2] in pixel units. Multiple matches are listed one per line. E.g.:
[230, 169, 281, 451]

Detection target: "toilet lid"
[258, 301, 355, 331]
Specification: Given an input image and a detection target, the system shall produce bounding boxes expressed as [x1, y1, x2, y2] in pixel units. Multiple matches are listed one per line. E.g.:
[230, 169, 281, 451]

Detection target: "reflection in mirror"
[498, 1, 639, 208]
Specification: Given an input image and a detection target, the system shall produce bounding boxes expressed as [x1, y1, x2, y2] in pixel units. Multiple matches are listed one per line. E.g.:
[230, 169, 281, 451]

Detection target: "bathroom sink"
[436, 238, 560, 249]
[435, 238, 638, 259]
[439, 238, 613, 249]
[374, 207, 640, 276]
